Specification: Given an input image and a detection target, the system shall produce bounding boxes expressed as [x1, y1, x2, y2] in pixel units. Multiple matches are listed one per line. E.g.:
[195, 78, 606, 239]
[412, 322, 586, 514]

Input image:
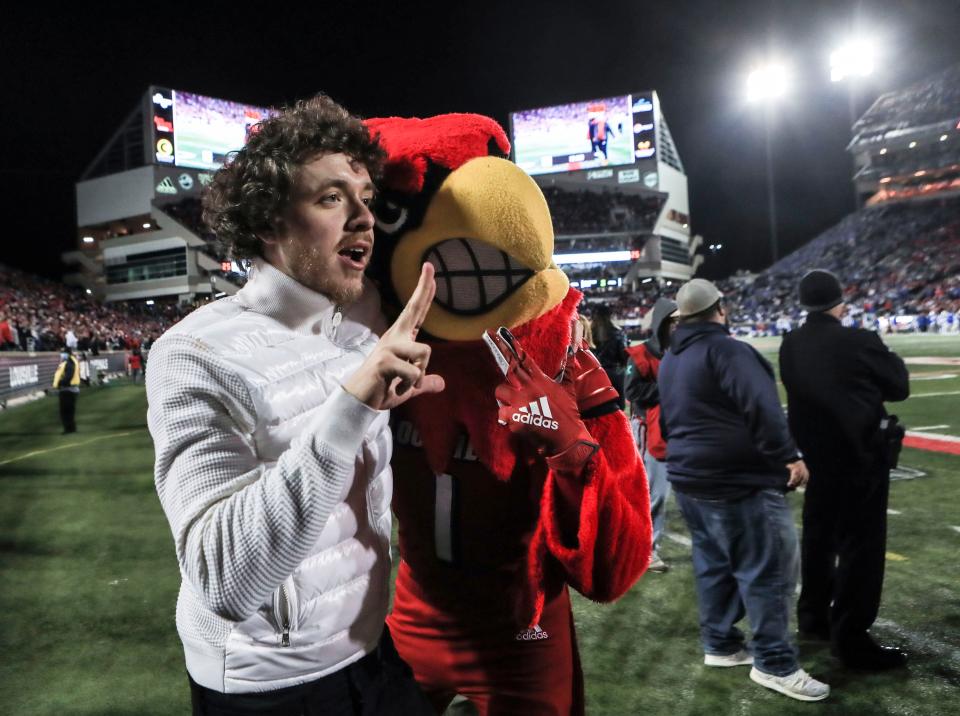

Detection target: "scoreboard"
[150, 87, 274, 171]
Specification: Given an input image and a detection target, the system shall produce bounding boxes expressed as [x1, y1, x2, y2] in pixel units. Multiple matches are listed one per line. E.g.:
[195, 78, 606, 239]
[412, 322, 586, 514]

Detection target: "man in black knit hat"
[780, 269, 910, 671]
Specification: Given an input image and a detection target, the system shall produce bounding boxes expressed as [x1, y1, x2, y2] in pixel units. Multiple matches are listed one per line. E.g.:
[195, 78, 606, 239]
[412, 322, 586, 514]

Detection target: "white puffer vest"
[148, 260, 392, 693]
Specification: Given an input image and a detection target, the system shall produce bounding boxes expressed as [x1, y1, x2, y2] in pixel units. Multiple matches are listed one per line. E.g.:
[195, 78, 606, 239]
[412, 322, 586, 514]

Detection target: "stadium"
[2, 8, 960, 715]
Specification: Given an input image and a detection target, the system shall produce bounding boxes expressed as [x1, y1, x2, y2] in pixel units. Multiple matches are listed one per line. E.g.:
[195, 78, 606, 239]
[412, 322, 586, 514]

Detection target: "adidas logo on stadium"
[511, 396, 559, 431]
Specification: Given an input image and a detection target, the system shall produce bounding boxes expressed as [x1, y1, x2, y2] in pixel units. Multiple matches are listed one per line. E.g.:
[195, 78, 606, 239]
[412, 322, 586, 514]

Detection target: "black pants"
[189, 628, 434, 716]
[59, 391, 77, 433]
[797, 461, 889, 647]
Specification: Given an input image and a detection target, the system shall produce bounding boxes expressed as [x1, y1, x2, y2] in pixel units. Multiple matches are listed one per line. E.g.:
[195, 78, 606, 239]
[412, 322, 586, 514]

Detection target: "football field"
[1, 334, 958, 714]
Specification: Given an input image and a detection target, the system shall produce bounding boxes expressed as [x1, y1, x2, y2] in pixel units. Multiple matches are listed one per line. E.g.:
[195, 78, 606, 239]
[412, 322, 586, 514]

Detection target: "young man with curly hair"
[147, 94, 440, 714]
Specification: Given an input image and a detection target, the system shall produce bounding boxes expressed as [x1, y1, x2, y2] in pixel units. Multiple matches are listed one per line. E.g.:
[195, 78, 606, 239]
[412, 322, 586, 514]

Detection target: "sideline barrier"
[0, 352, 128, 405]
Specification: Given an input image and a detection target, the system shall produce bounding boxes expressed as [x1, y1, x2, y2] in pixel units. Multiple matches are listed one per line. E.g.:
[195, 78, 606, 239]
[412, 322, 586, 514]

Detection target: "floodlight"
[747, 63, 790, 102]
[830, 40, 875, 82]
[82, 236, 94, 243]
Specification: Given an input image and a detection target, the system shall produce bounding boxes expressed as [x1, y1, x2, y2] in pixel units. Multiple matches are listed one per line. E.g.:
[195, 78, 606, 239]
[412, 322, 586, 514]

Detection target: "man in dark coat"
[779, 269, 910, 671]
[659, 279, 829, 702]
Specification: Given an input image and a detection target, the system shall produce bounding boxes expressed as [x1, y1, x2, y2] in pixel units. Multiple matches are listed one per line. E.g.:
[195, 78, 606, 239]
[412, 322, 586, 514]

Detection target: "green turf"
[1, 335, 959, 713]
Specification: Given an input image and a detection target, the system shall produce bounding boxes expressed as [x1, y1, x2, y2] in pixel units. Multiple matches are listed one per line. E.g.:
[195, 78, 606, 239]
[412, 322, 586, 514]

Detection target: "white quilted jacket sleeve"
[147, 333, 378, 622]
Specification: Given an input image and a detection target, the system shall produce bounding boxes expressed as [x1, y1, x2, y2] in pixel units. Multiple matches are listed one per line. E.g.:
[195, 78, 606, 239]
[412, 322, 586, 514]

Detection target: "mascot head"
[365, 114, 569, 341]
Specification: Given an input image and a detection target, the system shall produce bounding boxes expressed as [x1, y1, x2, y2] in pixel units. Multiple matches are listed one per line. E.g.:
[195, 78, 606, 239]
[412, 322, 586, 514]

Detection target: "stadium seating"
[0, 264, 190, 352]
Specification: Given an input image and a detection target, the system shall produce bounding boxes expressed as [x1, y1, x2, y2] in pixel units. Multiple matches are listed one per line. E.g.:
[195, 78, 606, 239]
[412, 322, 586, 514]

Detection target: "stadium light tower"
[747, 62, 790, 264]
[830, 39, 876, 83]
[831, 38, 876, 211]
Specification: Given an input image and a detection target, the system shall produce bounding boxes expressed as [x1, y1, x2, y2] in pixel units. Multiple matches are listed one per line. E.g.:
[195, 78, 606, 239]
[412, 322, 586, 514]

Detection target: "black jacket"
[659, 322, 800, 496]
[624, 297, 677, 411]
[779, 312, 909, 471]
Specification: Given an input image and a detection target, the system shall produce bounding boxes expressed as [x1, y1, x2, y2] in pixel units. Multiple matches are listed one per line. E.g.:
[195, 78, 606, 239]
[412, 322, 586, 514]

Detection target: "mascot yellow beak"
[390, 156, 569, 341]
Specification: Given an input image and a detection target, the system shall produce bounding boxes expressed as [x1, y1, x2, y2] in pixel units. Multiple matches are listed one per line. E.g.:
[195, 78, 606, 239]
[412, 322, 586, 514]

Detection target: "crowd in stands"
[544, 186, 661, 234]
[0, 264, 189, 353]
[855, 63, 960, 141]
[705, 197, 960, 335]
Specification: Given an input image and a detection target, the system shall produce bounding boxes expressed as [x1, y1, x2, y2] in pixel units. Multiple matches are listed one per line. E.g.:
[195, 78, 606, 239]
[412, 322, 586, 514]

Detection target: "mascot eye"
[374, 200, 408, 234]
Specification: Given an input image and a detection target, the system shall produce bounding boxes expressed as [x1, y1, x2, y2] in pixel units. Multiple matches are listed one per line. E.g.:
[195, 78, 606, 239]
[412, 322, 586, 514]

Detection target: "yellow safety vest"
[53, 356, 81, 388]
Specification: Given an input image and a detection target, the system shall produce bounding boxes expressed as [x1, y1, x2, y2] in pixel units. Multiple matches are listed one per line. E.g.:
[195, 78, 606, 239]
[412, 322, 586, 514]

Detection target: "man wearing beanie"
[780, 269, 910, 671]
[659, 279, 830, 702]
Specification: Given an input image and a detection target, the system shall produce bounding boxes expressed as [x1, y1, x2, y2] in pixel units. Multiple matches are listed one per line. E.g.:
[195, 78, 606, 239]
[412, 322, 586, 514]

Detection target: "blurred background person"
[625, 297, 677, 573]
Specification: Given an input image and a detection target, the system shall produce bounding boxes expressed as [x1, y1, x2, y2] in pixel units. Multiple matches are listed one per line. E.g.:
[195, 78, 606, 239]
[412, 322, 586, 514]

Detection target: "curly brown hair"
[202, 94, 385, 260]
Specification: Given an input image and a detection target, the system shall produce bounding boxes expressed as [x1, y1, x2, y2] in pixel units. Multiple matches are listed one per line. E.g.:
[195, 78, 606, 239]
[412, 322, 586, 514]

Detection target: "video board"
[150, 87, 274, 170]
[510, 93, 657, 176]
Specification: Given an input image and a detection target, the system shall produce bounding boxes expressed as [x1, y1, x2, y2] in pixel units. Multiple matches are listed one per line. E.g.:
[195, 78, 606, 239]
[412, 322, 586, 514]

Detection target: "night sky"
[4, 1, 960, 281]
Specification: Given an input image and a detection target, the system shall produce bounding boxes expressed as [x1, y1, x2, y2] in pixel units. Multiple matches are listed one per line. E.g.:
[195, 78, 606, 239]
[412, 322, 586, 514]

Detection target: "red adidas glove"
[487, 329, 598, 475]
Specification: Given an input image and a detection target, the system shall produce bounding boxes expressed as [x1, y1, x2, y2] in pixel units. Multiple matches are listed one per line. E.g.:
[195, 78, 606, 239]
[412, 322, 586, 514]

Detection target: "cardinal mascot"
[365, 114, 652, 715]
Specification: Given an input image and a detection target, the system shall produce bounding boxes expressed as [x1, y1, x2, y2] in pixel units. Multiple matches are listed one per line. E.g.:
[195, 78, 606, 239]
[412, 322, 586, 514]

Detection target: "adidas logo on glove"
[511, 396, 560, 431]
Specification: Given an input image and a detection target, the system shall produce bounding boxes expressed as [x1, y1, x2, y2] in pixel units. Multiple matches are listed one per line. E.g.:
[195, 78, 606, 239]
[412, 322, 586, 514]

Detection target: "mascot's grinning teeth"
[423, 238, 534, 315]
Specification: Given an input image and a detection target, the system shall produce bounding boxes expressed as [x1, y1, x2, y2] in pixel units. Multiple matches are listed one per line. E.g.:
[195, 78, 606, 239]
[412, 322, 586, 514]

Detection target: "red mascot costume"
[365, 114, 652, 715]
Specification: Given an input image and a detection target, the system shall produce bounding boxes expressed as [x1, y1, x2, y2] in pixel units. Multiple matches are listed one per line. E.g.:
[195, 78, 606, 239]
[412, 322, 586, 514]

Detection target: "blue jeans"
[675, 488, 800, 676]
[643, 453, 670, 551]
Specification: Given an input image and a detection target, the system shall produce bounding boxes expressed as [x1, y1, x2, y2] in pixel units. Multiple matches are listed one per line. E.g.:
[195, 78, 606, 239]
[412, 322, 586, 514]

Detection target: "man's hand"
[488, 330, 597, 470]
[786, 459, 809, 489]
[343, 263, 445, 410]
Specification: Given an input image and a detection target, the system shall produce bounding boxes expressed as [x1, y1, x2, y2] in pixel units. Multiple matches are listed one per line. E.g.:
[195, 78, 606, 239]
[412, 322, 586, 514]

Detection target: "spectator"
[624, 296, 677, 573]
[659, 279, 829, 702]
[127, 346, 144, 384]
[590, 303, 629, 409]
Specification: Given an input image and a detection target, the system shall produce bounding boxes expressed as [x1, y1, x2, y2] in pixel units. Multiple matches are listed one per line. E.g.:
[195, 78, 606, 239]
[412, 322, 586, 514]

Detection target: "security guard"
[780, 269, 910, 670]
[53, 347, 80, 434]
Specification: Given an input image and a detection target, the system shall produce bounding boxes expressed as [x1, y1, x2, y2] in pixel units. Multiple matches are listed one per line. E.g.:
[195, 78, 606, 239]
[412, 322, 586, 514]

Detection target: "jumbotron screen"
[151, 87, 274, 170]
[510, 93, 657, 176]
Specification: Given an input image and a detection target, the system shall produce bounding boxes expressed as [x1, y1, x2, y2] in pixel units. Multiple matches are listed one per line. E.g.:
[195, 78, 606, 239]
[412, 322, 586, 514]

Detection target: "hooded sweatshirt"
[658, 321, 800, 498]
[624, 297, 677, 460]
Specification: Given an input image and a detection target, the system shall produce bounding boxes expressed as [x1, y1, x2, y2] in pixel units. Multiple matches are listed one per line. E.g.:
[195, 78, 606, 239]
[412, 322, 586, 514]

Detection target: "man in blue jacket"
[659, 279, 829, 702]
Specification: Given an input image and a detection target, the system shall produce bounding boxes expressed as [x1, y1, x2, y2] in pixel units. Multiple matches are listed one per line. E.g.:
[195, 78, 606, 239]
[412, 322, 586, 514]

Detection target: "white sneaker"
[750, 667, 830, 701]
[704, 649, 753, 667]
[648, 553, 669, 573]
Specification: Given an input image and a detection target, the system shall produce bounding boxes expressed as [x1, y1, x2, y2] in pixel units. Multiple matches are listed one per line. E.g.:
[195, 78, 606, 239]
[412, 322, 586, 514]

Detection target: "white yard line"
[887, 509, 902, 515]
[875, 618, 960, 666]
[665, 531, 692, 547]
[910, 425, 950, 431]
[951, 526, 960, 535]
[910, 390, 960, 399]
[0, 432, 136, 467]
[905, 430, 960, 444]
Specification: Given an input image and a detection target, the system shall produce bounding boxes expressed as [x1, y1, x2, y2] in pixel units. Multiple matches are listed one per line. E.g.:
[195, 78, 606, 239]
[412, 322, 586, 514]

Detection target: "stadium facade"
[63, 87, 262, 304]
[850, 63, 960, 207]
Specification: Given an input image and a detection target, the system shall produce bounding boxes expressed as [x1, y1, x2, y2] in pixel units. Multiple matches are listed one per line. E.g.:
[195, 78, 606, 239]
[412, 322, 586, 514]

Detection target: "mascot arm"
[535, 352, 653, 601]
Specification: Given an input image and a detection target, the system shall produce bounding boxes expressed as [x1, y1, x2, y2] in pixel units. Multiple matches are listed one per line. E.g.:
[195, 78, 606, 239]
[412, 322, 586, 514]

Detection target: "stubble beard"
[288, 245, 364, 306]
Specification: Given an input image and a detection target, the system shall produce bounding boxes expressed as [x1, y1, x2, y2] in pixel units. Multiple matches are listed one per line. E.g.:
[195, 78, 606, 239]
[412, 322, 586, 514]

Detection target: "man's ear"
[258, 218, 286, 247]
